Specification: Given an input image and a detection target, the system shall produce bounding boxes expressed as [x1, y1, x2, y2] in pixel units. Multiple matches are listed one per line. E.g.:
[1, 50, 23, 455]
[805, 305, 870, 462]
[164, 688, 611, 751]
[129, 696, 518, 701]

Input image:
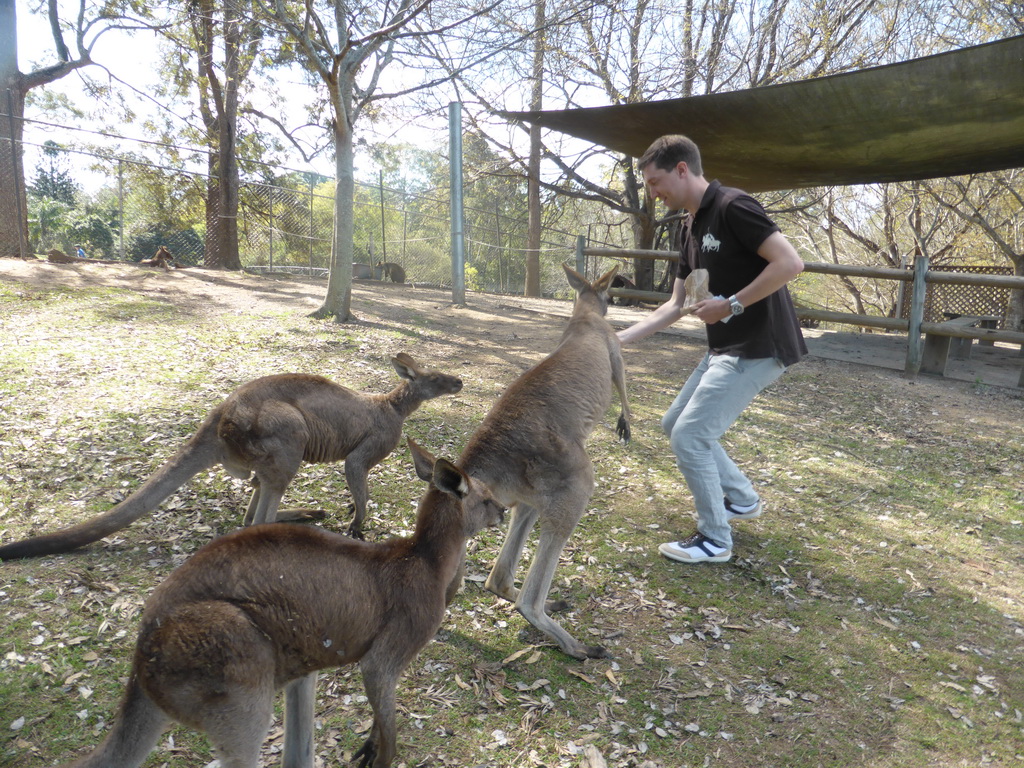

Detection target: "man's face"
[642, 161, 687, 210]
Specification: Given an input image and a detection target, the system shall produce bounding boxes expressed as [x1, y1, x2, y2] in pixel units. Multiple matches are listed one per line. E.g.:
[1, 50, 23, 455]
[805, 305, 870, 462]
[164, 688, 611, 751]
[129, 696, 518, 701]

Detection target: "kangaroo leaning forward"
[0, 353, 462, 561]
[458, 264, 631, 660]
[49, 440, 504, 768]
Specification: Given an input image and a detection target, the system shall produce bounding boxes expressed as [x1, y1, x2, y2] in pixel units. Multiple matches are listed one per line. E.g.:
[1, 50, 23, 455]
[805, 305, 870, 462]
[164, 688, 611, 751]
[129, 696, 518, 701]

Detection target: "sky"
[14, 0, 602, 202]
[13, 0, 454, 189]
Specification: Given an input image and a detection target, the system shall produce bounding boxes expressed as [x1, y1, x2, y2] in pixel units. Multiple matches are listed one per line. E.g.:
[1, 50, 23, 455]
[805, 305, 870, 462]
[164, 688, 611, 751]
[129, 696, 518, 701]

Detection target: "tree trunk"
[216, 0, 242, 270]
[524, 0, 545, 297]
[0, 0, 29, 259]
[630, 201, 656, 290]
[315, 117, 354, 321]
[215, 120, 241, 270]
[195, 0, 242, 270]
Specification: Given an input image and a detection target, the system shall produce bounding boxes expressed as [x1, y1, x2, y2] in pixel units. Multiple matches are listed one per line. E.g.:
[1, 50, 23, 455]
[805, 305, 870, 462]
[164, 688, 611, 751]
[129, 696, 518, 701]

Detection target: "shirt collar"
[696, 180, 721, 213]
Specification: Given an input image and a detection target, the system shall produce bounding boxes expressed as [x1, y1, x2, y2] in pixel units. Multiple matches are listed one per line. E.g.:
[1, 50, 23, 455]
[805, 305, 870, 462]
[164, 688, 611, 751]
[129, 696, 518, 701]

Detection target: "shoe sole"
[658, 542, 732, 563]
[726, 499, 763, 522]
[728, 509, 762, 522]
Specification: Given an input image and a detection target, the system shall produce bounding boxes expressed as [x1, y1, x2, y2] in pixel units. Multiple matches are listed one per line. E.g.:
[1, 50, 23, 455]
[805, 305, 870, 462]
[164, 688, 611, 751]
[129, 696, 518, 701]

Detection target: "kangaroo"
[48, 440, 505, 768]
[376, 261, 406, 284]
[138, 245, 179, 271]
[456, 264, 631, 660]
[0, 354, 462, 560]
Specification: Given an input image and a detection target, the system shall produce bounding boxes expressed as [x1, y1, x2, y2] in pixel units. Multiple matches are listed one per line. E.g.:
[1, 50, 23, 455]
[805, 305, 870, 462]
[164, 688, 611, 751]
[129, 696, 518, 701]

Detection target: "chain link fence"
[9, 120, 629, 298]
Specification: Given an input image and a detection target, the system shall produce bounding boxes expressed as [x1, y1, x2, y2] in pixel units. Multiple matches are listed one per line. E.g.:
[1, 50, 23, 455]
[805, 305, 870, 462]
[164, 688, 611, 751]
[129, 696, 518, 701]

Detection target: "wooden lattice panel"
[899, 265, 1013, 327]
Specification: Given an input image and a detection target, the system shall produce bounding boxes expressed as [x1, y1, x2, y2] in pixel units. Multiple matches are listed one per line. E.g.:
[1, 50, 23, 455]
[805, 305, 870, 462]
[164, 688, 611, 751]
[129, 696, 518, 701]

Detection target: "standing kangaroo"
[0, 354, 462, 560]
[46, 440, 504, 768]
[457, 264, 631, 660]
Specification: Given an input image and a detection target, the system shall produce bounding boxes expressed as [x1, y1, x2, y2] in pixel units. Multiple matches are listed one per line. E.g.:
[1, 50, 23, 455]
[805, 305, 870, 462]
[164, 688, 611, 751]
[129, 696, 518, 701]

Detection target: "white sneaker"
[658, 533, 732, 563]
[725, 497, 762, 521]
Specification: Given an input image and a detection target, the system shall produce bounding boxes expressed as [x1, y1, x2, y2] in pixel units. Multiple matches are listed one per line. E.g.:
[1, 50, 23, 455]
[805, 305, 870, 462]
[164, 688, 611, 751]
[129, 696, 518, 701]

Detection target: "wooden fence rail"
[576, 239, 1024, 387]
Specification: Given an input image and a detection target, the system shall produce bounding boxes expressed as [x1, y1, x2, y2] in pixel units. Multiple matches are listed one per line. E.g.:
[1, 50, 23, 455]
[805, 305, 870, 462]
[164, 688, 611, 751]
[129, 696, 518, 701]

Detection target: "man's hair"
[637, 135, 703, 176]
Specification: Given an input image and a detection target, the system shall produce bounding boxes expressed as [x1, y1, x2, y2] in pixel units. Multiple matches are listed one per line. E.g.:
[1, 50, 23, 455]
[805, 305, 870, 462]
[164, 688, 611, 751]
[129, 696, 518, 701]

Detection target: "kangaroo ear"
[432, 458, 469, 499]
[593, 265, 619, 293]
[562, 263, 590, 293]
[391, 353, 418, 380]
[408, 438, 436, 482]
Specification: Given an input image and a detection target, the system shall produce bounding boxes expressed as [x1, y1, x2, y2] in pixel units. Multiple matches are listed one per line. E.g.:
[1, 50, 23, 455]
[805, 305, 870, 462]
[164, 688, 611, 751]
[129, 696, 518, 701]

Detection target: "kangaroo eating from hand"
[455, 264, 631, 660]
[0, 354, 462, 560]
[47, 440, 504, 768]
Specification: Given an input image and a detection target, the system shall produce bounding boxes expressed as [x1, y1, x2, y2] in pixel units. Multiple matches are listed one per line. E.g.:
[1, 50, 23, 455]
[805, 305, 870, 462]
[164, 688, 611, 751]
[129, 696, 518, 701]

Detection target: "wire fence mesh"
[6, 113, 632, 298]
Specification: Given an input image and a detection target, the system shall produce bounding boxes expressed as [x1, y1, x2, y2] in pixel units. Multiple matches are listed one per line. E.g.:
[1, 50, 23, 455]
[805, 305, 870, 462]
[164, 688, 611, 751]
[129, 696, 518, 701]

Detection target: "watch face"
[730, 298, 743, 315]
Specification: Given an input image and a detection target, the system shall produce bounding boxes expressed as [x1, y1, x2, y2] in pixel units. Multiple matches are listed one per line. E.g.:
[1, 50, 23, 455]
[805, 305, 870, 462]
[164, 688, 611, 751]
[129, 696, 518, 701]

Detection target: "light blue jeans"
[662, 353, 786, 549]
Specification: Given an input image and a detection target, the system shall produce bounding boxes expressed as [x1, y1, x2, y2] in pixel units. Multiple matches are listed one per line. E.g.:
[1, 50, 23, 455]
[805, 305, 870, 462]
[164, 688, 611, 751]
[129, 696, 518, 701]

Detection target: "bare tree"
[190, 0, 262, 270]
[1, 0, 160, 260]
[923, 171, 1024, 330]
[525, 0, 545, 297]
[1, 0, 92, 258]
[254, 0, 497, 321]
[427, 0, 907, 291]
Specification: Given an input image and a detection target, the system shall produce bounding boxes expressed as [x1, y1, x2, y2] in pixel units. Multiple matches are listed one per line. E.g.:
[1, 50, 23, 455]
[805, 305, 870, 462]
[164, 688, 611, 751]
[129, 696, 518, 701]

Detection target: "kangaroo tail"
[0, 423, 221, 560]
[61, 675, 170, 768]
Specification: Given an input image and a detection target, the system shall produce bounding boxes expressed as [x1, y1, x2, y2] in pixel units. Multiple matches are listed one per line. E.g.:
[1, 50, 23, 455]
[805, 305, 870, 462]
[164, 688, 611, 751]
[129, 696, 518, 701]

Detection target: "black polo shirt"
[677, 180, 807, 366]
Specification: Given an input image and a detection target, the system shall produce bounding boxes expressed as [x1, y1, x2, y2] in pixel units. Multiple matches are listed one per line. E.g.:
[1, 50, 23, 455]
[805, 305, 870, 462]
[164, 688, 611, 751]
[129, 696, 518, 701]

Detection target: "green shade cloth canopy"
[503, 36, 1024, 192]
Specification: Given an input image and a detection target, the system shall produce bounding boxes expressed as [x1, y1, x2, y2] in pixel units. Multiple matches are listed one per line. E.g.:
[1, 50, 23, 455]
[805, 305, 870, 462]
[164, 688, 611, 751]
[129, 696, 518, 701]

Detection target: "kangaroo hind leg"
[485, 502, 571, 615]
[356, 652, 406, 768]
[516, 495, 608, 660]
[245, 457, 302, 526]
[203, 691, 274, 768]
[484, 502, 538, 604]
[153, 607, 277, 768]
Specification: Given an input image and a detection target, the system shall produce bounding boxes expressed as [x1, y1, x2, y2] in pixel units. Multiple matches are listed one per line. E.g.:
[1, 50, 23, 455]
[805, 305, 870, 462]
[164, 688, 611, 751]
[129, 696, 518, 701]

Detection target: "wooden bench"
[921, 315, 998, 375]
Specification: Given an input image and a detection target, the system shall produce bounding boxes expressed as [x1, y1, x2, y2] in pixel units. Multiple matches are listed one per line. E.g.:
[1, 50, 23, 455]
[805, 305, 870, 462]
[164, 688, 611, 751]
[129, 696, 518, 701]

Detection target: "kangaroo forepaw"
[617, 415, 631, 444]
[346, 522, 366, 540]
[353, 737, 377, 768]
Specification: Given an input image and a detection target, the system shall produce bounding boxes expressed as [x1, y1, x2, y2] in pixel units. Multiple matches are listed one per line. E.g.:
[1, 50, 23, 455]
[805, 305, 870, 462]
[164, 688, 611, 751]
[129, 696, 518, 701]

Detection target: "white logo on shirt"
[701, 233, 721, 252]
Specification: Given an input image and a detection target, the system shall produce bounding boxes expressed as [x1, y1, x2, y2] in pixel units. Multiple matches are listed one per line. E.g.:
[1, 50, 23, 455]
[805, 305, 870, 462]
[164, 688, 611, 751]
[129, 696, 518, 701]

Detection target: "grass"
[0, 262, 1022, 768]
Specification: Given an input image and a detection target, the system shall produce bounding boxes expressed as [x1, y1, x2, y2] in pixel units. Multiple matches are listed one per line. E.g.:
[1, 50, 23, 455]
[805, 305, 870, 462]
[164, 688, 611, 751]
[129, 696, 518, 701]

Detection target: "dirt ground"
[2, 257, 1023, 768]
[2, 256, 1020, 417]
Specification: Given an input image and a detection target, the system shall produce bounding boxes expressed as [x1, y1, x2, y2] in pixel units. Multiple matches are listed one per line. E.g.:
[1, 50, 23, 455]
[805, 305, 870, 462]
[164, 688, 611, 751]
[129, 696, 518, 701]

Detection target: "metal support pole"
[308, 177, 314, 275]
[904, 255, 929, 379]
[449, 102, 466, 305]
[118, 160, 125, 260]
[575, 235, 586, 276]
[268, 186, 274, 273]
[379, 170, 387, 264]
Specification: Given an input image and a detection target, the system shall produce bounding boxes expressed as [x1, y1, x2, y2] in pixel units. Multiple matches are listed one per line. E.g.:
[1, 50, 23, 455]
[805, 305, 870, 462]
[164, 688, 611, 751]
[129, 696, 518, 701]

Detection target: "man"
[617, 134, 807, 564]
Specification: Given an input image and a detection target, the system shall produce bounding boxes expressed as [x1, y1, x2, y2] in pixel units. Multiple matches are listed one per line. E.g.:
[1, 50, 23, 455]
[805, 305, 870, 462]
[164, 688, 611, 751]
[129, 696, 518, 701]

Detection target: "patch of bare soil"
[2, 256, 1023, 768]
[2, 257, 1019, 422]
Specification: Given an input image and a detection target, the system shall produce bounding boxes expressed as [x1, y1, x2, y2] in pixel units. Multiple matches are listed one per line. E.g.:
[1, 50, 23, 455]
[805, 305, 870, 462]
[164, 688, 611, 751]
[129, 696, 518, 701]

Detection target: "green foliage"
[29, 141, 78, 206]
[128, 225, 203, 264]
[66, 213, 116, 257]
[26, 195, 73, 252]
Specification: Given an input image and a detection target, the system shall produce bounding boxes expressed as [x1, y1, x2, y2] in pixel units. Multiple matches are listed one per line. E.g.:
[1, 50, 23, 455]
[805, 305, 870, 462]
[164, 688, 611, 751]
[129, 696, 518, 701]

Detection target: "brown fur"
[455, 265, 631, 660]
[138, 246, 178, 271]
[376, 261, 406, 283]
[46, 248, 80, 263]
[52, 441, 504, 768]
[0, 354, 462, 560]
